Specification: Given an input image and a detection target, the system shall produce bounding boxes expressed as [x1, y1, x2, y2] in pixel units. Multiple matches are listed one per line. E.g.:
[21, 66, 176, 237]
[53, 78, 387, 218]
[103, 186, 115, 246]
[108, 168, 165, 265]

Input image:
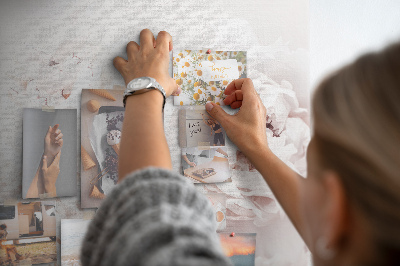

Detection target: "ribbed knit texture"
[81, 167, 232, 266]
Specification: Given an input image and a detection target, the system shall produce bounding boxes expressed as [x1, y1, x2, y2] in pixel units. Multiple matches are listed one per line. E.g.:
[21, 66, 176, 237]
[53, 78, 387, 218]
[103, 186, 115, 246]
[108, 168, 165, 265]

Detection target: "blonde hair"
[312, 43, 400, 264]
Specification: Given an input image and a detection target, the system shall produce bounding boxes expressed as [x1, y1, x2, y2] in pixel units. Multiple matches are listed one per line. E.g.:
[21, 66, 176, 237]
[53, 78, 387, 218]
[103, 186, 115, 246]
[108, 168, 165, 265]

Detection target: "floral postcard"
[173, 50, 247, 105]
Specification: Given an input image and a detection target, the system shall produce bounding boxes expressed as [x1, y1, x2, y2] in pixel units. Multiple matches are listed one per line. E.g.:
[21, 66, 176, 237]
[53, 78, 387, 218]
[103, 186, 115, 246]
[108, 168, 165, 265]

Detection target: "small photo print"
[182, 147, 231, 183]
[179, 109, 226, 148]
[219, 233, 256, 266]
[206, 194, 227, 231]
[0, 205, 19, 240]
[81, 89, 125, 208]
[61, 219, 92, 266]
[0, 202, 57, 265]
[22, 108, 77, 199]
[173, 49, 247, 105]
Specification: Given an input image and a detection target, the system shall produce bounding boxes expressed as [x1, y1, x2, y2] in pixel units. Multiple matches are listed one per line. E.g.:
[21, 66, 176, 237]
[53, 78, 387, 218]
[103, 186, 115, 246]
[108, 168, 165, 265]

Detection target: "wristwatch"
[123, 77, 166, 110]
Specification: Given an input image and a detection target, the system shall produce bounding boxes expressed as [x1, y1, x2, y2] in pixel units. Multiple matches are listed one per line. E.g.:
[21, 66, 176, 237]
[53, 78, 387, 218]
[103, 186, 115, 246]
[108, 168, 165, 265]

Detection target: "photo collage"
[1, 49, 257, 266]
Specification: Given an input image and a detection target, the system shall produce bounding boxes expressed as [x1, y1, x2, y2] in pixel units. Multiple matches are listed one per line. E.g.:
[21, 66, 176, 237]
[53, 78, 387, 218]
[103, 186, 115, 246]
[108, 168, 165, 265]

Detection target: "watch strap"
[123, 78, 166, 110]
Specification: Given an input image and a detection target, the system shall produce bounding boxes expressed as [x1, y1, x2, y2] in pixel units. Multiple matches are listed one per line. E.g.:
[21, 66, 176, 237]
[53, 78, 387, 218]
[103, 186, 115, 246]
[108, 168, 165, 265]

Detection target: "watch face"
[131, 77, 151, 90]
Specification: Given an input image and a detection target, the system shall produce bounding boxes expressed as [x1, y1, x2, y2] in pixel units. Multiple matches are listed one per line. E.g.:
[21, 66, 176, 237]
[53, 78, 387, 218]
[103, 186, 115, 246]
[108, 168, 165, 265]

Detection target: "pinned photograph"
[206, 194, 227, 231]
[179, 109, 226, 148]
[182, 147, 230, 183]
[81, 89, 124, 208]
[173, 50, 247, 105]
[0, 202, 57, 265]
[61, 219, 92, 265]
[219, 233, 256, 266]
[22, 108, 77, 199]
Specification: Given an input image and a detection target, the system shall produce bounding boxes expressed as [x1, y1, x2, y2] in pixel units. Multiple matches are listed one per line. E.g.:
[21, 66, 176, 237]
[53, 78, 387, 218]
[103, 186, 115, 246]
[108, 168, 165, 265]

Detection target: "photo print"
[0, 202, 57, 265]
[181, 146, 231, 183]
[22, 108, 77, 199]
[81, 88, 125, 208]
[179, 109, 226, 148]
[206, 194, 227, 231]
[173, 49, 247, 105]
[61, 219, 92, 265]
[219, 233, 256, 266]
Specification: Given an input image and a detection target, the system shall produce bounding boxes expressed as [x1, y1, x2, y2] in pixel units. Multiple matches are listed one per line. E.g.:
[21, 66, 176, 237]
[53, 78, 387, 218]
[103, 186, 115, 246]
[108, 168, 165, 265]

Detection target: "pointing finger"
[52, 124, 59, 133]
[139, 29, 155, 53]
[113, 56, 128, 72]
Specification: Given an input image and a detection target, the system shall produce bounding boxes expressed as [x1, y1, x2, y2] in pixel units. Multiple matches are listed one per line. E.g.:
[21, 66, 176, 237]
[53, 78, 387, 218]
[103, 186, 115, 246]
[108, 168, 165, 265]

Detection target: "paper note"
[199, 59, 239, 82]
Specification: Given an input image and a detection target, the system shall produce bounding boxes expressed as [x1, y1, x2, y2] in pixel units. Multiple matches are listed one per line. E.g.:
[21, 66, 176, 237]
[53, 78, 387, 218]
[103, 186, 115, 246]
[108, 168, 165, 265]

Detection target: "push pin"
[206, 49, 211, 54]
[230, 232, 235, 237]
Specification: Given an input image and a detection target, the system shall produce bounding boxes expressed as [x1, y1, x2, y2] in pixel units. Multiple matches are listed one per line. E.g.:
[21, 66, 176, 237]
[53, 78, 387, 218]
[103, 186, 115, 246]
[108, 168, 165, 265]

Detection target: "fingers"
[171, 85, 182, 96]
[42, 156, 48, 171]
[225, 78, 256, 97]
[55, 133, 63, 141]
[57, 139, 64, 147]
[155, 31, 173, 53]
[223, 90, 243, 107]
[51, 124, 59, 133]
[224, 79, 246, 95]
[139, 29, 155, 53]
[113, 56, 128, 72]
[205, 102, 230, 127]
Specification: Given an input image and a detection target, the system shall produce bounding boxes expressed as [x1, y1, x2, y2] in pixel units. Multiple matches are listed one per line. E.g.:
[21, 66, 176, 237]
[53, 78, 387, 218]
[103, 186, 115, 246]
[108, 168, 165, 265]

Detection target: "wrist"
[43, 181, 56, 196]
[125, 90, 164, 110]
[241, 139, 272, 162]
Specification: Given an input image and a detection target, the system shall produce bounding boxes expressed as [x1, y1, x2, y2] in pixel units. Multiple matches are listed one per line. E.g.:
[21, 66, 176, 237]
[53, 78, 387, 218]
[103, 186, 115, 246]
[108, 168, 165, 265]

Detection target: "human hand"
[188, 161, 197, 167]
[113, 29, 180, 97]
[205, 78, 269, 155]
[44, 124, 63, 164]
[41, 152, 61, 197]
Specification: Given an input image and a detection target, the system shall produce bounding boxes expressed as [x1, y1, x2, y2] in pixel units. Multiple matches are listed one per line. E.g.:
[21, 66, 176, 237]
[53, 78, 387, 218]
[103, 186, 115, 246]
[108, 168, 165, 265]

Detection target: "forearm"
[182, 155, 191, 164]
[26, 167, 43, 198]
[118, 90, 171, 181]
[244, 145, 307, 242]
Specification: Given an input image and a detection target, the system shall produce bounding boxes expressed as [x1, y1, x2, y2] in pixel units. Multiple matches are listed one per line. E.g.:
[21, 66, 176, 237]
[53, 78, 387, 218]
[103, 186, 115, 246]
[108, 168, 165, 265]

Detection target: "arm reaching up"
[205, 78, 310, 246]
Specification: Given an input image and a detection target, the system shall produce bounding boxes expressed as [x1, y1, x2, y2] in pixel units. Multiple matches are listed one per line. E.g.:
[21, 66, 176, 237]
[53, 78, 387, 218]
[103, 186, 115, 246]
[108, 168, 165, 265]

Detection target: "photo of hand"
[26, 124, 63, 198]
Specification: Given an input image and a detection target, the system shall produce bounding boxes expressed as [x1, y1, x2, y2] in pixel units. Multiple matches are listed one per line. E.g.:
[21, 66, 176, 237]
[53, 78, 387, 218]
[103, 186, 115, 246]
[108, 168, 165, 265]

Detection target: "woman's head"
[303, 43, 400, 265]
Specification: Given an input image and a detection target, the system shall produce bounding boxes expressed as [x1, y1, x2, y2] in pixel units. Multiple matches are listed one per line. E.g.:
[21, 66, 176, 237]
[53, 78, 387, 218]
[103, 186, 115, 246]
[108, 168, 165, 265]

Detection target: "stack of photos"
[61, 219, 92, 265]
[22, 108, 77, 199]
[179, 109, 231, 183]
[80, 89, 124, 208]
[219, 233, 256, 266]
[0, 202, 57, 265]
[173, 49, 247, 106]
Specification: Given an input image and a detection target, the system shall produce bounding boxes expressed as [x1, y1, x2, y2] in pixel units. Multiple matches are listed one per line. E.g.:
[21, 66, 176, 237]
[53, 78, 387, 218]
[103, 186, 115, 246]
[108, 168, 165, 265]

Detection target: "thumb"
[205, 102, 230, 127]
[45, 126, 52, 138]
[52, 151, 61, 166]
[42, 156, 48, 171]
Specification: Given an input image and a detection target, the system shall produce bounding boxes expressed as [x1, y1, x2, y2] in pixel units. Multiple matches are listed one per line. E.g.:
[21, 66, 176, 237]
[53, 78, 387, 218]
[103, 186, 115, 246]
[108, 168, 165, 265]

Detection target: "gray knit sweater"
[81, 167, 232, 266]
